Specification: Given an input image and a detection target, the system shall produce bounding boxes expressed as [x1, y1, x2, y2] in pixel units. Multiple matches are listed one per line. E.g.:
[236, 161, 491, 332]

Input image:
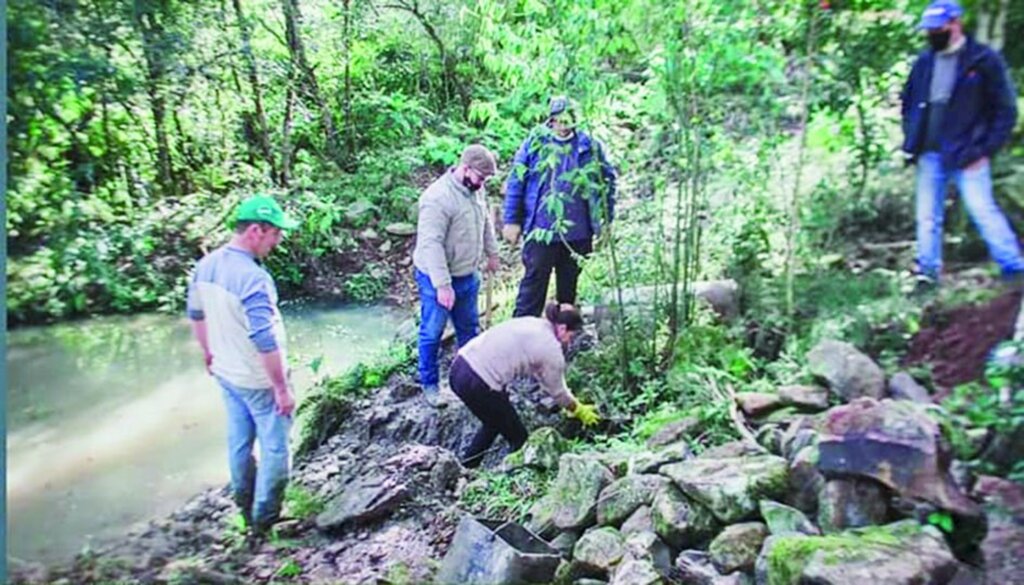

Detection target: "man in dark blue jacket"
[901, 0, 1024, 287]
[502, 96, 617, 317]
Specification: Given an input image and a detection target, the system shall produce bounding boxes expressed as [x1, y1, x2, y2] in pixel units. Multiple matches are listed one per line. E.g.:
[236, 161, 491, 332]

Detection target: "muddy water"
[6, 302, 405, 563]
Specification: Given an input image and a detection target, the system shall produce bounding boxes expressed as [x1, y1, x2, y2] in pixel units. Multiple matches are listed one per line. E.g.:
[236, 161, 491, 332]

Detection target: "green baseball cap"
[234, 195, 299, 230]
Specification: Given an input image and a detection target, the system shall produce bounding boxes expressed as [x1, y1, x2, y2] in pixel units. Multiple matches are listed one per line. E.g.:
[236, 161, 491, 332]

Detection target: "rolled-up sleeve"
[241, 276, 279, 353]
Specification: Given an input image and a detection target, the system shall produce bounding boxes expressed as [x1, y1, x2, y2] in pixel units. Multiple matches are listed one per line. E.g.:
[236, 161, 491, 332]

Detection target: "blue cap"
[918, 0, 963, 30]
[549, 96, 571, 118]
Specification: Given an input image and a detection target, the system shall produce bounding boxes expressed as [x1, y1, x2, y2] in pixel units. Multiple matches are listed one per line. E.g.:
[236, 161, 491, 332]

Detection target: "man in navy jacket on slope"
[901, 0, 1024, 289]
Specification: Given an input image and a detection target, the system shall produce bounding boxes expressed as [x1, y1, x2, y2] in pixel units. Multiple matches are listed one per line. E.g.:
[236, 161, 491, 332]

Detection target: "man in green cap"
[186, 195, 299, 536]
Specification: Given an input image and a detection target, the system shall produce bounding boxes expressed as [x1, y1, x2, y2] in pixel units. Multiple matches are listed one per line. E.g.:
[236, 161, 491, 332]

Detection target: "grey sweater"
[412, 169, 498, 288]
[457, 317, 576, 408]
[924, 39, 964, 152]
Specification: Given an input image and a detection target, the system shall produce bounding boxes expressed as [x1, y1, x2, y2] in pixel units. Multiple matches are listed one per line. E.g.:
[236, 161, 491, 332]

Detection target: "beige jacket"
[412, 169, 498, 288]
[457, 317, 576, 408]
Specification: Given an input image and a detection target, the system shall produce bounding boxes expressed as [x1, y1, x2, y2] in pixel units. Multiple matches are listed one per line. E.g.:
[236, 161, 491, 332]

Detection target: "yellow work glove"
[569, 401, 600, 427]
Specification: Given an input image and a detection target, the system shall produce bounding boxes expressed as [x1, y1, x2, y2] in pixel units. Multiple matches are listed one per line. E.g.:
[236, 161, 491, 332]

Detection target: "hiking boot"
[421, 384, 442, 408]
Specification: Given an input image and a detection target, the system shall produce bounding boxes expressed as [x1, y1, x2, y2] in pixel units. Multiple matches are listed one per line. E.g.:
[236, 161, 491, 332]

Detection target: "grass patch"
[459, 466, 554, 524]
[283, 484, 325, 520]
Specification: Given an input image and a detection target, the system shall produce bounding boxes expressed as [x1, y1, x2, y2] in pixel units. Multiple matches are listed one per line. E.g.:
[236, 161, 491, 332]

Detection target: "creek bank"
[11, 339, 588, 585]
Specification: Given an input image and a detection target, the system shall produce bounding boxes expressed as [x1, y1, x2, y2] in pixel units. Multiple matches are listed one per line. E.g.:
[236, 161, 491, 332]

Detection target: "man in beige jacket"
[412, 144, 500, 406]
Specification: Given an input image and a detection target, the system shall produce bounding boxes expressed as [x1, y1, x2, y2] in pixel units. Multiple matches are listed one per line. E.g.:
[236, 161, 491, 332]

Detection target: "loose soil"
[903, 287, 1022, 390]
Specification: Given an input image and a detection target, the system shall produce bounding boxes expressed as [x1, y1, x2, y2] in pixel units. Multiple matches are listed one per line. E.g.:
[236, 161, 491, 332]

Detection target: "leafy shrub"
[343, 263, 390, 302]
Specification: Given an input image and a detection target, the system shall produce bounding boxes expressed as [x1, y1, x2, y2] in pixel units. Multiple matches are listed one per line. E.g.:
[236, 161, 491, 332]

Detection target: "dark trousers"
[513, 238, 593, 317]
[449, 356, 528, 468]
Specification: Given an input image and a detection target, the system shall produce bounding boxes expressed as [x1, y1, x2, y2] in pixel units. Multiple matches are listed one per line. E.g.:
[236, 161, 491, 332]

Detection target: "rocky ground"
[9, 353, 575, 585]
[10, 278, 1023, 585]
[433, 334, 1024, 585]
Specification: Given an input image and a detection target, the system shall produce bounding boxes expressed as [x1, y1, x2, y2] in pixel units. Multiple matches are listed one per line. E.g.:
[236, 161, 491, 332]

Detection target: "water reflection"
[6, 302, 404, 563]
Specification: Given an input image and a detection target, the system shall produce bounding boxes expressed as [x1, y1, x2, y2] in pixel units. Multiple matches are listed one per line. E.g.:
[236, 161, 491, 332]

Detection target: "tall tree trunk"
[385, 1, 454, 109]
[280, 0, 343, 168]
[991, 0, 1009, 51]
[233, 0, 278, 180]
[785, 6, 818, 323]
[135, 4, 177, 197]
[975, 0, 1009, 51]
[342, 0, 355, 163]
[280, 82, 296, 187]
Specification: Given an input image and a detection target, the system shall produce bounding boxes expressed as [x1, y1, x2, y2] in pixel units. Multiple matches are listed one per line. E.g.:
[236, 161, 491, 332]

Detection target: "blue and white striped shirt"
[186, 245, 287, 389]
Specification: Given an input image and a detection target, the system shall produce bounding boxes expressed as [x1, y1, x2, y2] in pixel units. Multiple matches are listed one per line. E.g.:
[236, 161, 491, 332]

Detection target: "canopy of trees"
[7, 0, 1023, 324]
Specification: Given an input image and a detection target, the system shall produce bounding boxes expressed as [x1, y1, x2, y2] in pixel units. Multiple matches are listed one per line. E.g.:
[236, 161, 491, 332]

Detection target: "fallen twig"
[711, 379, 768, 454]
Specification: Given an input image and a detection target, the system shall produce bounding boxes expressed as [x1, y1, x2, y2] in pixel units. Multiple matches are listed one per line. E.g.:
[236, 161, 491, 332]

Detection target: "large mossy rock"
[818, 398, 981, 519]
[661, 454, 788, 524]
[597, 474, 670, 527]
[650, 484, 719, 549]
[756, 520, 959, 585]
[777, 385, 829, 411]
[887, 372, 931, 404]
[622, 531, 672, 575]
[635, 440, 693, 474]
[574, 526, 626, 577]
[610, 559, 663, 585]
[807, 339, 886, 402]
[708, 522, 768, 574]
[529, 454, 614, 535]
[645, 416, 702, 449]
[735, 392, 784, 418]
[759, 500, 819, 536]
[787, 446, 824, 515]
[621, 506, 655, 537]
[816, 478, 889, 534]
[504, 426, 570, 471]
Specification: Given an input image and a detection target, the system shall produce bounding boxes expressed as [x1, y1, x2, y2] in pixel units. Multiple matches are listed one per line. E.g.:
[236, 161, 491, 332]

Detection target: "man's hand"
[486, 255, 500, 273]
[437, 285, 455, 310]
[273, 383, 296, 417]
[568, 401, 600, 427]
[502, 224, 521, 245]
[204, 352, 214, 375]
[899, 150, 915, 168]
[965, 156, 989, 172]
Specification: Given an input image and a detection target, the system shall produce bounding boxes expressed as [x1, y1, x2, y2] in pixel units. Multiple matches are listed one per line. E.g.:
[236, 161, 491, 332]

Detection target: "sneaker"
[421, 384, 441, 408]
[911, 272, 939, 296]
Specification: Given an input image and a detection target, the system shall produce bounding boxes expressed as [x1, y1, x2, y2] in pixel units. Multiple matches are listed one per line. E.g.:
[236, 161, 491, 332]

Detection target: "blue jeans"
[915, 152, 1024, 278]
[217, 376, 292, 529]
[415, 268, 481, 385]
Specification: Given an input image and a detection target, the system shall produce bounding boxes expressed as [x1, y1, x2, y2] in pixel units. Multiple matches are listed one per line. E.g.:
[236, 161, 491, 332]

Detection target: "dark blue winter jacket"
[503, 129, 617, 243]
[901, 36, 1018, 170]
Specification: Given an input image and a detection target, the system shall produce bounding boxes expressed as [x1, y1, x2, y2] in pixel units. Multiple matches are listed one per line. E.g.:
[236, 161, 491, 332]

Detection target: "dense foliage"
[9, 0, 1022, 325]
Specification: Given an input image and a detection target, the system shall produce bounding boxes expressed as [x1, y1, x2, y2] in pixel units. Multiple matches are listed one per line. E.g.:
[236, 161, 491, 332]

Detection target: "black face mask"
[462, 175, 483, 192]
[928, 30, 952, 51]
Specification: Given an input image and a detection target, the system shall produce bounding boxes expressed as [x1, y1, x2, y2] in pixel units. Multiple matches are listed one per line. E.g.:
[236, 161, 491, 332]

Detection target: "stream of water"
[6, 301, 405, 563]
